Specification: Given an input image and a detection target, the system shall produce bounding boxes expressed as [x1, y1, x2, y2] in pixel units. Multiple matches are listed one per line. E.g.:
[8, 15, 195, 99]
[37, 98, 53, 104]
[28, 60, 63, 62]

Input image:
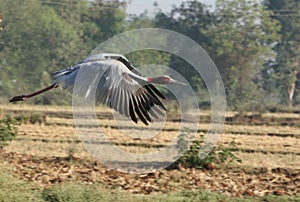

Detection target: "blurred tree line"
[0, 0, 299, 112]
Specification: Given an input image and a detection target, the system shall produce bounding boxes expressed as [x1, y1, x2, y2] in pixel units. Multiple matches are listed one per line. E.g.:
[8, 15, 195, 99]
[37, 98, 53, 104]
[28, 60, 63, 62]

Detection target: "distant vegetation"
[0, 0, 299, 111]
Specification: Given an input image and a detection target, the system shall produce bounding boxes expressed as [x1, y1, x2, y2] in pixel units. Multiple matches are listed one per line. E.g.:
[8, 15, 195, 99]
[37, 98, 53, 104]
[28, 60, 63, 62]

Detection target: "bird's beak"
[169, 78, 188, 86]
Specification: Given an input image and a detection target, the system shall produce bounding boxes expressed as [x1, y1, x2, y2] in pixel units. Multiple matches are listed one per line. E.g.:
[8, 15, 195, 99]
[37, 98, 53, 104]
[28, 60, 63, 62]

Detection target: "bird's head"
[148, 75, 187, 86]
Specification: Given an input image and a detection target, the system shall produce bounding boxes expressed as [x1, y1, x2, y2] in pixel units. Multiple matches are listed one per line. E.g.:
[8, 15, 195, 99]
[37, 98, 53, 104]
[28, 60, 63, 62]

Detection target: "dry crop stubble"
[2, 104, 300, 168]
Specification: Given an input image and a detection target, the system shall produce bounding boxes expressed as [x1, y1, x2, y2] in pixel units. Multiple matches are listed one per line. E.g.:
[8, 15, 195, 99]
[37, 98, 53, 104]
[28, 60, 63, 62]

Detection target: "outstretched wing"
[94, 60, 166, 125]
[52, 59, 166, 125]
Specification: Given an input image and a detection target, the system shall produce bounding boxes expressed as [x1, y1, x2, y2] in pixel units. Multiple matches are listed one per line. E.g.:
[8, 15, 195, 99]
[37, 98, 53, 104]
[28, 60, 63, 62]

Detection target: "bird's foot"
[9, 95, 27, 102]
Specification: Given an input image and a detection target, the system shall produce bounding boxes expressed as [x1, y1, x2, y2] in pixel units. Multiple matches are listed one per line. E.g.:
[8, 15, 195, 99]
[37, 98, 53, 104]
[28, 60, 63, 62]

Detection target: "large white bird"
[10, 53, 186, 125]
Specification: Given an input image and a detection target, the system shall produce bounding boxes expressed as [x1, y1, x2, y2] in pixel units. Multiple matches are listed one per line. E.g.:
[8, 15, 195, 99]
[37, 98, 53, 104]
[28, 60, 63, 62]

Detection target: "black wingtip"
[132, 97, 149, 125]
[129, 99, 138, 123]
[149, 84, 166, 99]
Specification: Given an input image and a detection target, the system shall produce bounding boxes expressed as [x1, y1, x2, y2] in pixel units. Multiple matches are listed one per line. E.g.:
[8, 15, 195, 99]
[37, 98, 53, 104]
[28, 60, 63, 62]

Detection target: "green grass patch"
[0, 172, 43, 202]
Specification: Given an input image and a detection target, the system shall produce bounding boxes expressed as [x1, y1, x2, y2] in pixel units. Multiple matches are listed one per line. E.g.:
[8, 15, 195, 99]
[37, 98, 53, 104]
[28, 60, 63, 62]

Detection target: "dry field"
[0, 104, 299, 197]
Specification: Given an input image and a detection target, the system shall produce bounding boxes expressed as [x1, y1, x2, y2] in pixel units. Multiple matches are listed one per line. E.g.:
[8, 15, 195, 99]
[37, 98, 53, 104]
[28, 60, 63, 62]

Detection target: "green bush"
[177, 133, 242, 169]
[6, 112, 46, 125]
[0, 118, 17, 150]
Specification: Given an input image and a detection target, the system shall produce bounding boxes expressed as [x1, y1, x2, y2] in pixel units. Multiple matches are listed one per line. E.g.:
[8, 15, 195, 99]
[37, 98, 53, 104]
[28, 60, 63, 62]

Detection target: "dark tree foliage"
[264, 0, 300, 107]
[0, 0, 126, 104]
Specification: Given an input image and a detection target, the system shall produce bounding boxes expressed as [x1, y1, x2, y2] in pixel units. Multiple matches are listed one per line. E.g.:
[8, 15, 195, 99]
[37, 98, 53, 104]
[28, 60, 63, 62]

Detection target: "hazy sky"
[126, 0, 216, 14]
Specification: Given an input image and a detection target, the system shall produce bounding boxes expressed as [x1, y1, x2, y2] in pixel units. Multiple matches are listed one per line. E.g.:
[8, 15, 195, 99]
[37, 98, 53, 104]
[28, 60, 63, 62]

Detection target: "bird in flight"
[10, 53, 186, 125]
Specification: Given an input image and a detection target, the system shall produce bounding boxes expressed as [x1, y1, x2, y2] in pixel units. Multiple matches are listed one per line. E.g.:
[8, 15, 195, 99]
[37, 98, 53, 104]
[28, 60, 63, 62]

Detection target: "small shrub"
[177, 133, 242, 169]
[7, 112, 46, 124]
[0, 117, 17, 150]
[28, 113, 46, 124]
[66, 145, 77, 161]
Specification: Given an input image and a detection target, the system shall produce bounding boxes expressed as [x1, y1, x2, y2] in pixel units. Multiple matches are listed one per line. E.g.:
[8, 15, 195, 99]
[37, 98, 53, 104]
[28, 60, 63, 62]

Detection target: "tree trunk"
[288, 44, 300, 108]
[288, 80, 296, 108]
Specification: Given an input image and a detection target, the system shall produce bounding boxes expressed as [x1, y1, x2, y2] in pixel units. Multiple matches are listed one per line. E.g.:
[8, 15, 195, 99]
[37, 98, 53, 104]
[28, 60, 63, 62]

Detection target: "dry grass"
[1, 104, 300, 170]
[219, 134, 300, 153]
[236, 152, 300, 169]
